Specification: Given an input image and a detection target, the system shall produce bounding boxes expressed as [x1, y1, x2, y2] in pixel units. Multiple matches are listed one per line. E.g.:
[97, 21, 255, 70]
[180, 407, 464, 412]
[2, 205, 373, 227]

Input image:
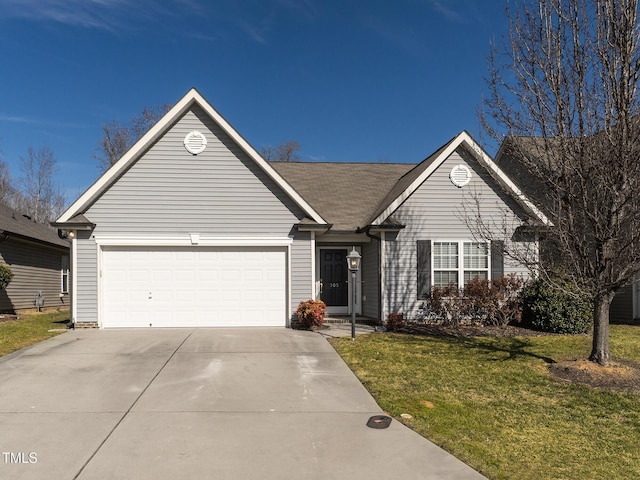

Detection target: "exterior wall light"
[346, 247, 361, 341]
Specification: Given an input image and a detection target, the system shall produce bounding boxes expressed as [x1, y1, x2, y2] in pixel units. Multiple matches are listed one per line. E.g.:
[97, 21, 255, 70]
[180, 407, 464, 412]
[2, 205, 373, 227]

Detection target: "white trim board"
[92, 235, 294, 247]
[371, 131, 552, 227]
[56, 88, 327, 226]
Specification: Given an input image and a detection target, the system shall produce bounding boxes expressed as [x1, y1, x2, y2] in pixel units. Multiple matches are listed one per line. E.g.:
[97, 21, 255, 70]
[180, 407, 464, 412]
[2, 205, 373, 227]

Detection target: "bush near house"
[386, 312, 405, 332]
[0, 263, 13, 290]
[521, 278, 592, 334]
[421, 275, 525, 327]
[295, 299, 326, 330]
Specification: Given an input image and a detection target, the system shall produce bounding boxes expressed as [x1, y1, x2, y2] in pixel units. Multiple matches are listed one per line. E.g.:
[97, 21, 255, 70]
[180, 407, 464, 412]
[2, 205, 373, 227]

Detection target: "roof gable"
[57, 88, 326, 225]
[369, 131, 552, 227]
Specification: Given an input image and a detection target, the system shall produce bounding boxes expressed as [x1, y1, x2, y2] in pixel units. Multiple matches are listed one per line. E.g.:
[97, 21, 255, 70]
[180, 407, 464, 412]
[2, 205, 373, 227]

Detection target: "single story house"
[0, 203, 70, 313]
[54, 88, 549, 328]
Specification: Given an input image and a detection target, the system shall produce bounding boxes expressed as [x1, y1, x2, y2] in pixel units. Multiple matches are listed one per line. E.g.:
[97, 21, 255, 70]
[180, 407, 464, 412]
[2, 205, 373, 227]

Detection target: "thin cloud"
[0, 114, 85, 129]
[0, 114, 35, 124]
[235, 0, 317, 44]
[424, 0, 468, 23]
[0, 0, 198, 32]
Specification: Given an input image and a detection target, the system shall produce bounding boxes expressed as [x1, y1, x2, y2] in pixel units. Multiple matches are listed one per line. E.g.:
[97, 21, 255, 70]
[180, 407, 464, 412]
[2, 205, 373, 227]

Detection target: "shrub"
[521, 279, 592, 334]
[0, 263, 13, 290]
[421, 275, 525, 327]
[427, 285, 464, 326]
[464, 275, 525, 326]
[386, 312, 405, 332]
[295, 299, 326, 329]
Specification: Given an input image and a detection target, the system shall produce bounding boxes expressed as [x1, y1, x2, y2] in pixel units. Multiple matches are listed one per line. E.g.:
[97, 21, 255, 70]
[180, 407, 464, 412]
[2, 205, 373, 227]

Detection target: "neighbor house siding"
[611, 284, 634, 323]
[0, 240, 68, 312]
[384, 146, 532, 320]
[362, 240, 379, 319]
[290, 232, 312, 321]
[75, 106, 307, 326]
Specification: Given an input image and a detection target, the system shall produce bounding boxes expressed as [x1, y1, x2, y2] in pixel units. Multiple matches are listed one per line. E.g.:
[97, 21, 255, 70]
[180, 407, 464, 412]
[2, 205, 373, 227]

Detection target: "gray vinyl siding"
[290, 232, 312, 320]
[75, 230, 98, 323]
[85, 106, 304, 236]
[75, 105, 310, 326]
[384, 146, 533, 320]
[362, 240, 379, 319]
[0, 239, 68, 312]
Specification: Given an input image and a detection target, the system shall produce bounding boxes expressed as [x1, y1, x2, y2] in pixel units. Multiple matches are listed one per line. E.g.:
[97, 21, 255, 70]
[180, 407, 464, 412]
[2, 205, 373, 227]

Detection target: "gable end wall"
[73, 106, 311, 325]
[384, 147, 533, 320]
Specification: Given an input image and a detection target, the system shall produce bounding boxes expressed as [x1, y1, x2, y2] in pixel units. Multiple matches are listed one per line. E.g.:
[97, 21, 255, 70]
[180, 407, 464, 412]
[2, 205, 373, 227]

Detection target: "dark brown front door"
[320, 249, 348, 307]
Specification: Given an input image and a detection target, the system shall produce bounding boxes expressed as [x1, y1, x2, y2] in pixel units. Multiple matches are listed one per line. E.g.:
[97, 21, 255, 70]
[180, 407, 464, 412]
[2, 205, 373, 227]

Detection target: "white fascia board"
[93, 235, 294, 247]
[371, 133, 465, 225]
[370, 131, 552, 227]
[459, 132, 552, 227]
[57, 88, 327, 225]
[190, 90, 327, 225]
[57, 92, 198, 223]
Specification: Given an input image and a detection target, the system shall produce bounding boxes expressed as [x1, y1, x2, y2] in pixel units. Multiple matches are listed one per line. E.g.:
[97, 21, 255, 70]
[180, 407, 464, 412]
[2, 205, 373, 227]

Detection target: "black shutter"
[417, 240, 431, 298]
[491, 240, 504, 280]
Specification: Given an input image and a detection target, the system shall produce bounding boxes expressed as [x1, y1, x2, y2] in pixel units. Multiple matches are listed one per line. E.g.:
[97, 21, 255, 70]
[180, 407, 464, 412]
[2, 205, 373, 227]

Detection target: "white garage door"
[101, 246, 287, 328]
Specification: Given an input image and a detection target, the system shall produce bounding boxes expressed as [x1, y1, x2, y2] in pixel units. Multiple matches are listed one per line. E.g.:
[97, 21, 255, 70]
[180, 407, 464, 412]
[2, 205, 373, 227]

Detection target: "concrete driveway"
[0, 328, 486, 479]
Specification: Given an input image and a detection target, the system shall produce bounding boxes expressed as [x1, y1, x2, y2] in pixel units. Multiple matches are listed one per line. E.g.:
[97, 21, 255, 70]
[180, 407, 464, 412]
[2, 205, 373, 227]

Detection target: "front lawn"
[330, 325, 640, 480]
[0, 310, 70, 357]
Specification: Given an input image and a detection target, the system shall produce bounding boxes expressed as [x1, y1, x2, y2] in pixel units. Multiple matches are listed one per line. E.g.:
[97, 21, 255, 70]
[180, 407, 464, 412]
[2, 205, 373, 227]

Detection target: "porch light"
[346, 247, 361, 272]
[346, 247, 361, 341]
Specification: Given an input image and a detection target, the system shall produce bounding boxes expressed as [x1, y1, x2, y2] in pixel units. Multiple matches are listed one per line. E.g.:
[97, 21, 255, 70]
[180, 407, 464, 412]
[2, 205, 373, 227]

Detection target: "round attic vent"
[184, 131, 207, 155]
[450, 164, 472, 187]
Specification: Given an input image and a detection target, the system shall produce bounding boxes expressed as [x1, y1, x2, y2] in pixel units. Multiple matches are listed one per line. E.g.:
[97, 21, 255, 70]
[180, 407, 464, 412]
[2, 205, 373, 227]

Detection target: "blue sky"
[0, 0, 508, 205]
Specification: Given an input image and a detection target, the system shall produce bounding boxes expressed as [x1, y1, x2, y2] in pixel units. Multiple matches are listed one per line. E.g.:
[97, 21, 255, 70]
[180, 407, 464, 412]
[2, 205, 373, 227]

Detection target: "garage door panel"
[102, 247, 286, 327]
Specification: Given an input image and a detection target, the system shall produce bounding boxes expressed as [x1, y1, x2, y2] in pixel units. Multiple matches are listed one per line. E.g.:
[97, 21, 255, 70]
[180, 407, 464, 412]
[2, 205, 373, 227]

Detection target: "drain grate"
[366, 415, 392, 429]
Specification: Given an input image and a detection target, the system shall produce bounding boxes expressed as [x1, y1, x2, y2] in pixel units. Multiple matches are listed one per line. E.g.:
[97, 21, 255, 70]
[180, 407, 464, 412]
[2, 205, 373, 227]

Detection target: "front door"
[320, 249, 348, 312]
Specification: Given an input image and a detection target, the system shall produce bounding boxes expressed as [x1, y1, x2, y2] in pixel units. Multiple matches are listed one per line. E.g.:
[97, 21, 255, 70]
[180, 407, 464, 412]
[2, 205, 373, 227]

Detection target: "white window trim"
[432, 240, 491, 288]
[61, 255, 70, 294]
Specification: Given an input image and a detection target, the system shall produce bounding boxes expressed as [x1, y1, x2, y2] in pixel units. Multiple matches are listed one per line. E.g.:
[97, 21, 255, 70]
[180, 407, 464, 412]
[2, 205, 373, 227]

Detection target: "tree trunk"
[589, 292, 614, 366]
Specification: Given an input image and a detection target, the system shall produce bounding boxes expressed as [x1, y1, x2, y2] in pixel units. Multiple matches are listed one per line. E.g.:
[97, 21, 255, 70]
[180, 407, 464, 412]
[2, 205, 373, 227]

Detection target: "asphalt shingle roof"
[0, 204, 70, 249]
[270, 162, 415, 231]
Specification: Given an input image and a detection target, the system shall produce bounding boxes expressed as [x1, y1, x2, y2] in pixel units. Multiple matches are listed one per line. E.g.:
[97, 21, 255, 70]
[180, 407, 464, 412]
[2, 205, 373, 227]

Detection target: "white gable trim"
[371, 131, 552, 227]
[57, 88, 326, 225]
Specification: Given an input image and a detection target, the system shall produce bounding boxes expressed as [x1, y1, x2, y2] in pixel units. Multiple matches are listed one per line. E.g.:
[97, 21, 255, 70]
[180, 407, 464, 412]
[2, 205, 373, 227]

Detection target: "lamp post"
[346, 247, 361, 341]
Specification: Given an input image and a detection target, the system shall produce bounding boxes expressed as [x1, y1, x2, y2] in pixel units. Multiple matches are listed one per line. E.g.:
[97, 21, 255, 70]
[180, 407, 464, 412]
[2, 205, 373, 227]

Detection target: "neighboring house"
[53, 88, 549, 328]
[0, 203, 70, 313]
[495, 138, 639, 324]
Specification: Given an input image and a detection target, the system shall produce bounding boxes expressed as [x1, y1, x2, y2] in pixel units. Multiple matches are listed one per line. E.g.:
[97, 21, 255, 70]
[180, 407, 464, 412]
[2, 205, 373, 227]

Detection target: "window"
[61, 256, 69, 294]
[417, 239, 503, 298]
[433, 241, 489, 288]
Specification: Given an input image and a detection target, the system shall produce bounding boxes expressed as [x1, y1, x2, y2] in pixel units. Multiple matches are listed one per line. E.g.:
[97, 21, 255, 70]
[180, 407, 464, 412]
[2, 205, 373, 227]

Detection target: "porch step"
[324, 316, 379, 326]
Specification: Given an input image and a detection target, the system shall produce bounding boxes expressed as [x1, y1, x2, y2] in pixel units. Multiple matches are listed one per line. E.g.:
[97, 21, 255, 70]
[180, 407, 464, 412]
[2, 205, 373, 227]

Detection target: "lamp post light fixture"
[346, 247, 361, 341]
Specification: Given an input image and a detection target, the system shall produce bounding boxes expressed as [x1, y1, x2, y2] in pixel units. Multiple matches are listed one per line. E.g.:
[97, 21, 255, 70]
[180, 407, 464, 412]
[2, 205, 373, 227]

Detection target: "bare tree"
[261, 140, 301, 162]
[480, 0, 640, 365]
[19, 146, 65, 224]
[95, 104, 170, 172]
[0, 160, 18, 207]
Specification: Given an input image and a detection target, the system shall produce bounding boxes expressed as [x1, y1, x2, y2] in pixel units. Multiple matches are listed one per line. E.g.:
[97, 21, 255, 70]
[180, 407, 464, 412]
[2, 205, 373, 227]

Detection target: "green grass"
[0, 310, 70, 357]
[330, 325, 640, 480]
